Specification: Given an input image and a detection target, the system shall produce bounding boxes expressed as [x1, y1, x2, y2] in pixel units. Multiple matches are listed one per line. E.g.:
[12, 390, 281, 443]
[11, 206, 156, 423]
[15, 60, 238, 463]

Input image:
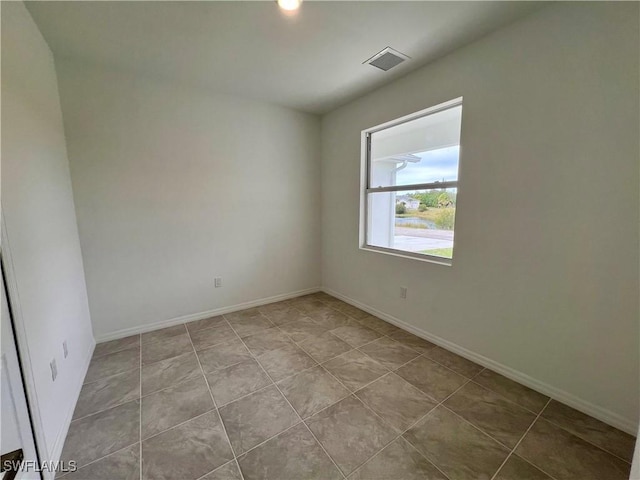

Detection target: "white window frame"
[359, 97, 463, 266]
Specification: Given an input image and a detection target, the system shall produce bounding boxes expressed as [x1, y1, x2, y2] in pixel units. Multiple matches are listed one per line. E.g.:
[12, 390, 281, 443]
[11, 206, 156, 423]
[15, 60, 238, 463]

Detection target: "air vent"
[364, 47, 410, 72]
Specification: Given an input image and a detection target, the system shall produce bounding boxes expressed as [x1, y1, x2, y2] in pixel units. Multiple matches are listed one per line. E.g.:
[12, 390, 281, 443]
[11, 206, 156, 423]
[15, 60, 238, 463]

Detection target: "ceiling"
[25, 1, 544, 114]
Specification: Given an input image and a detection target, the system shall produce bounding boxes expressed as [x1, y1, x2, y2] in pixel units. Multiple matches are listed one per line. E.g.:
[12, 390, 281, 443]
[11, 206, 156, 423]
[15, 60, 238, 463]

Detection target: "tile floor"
[58, 292, 636, 480]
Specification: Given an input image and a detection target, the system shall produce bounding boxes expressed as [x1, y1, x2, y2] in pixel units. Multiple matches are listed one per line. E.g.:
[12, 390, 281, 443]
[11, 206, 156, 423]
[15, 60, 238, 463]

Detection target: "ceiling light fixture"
[277, 0, 302, 13]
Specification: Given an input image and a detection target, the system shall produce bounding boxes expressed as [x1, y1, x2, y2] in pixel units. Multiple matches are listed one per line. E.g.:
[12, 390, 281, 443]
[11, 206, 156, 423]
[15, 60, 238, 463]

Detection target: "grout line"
[209, 355, 346, 409]
[337, 333, 383, 351]
[91, 340, 141, 360]
[507, 455, 560, 480]
[224, 317, 347, 479]
[242, 335, 322, 383]
[270, 328, 414, 431]
[195, 459, 237, 480]
[267, 303, 463, 444]
[534, 415, 634, 466]
[90, 315, 245, 386]
[273, 388, 347, 477]
[353, 334, 399, 351]
[139, 323, 188, 345]
[278, 312, 391, 364]
[294, 303, 475, 381]
[344, 371, 478, 478]
[232, 421, 305, 461]
[215, 382, 274, 410]
[60, 352, 144, 476]
[349, 365, 489, 479]
[138, 405, 224, 445]
[82, 362, 140, 386]
[188, 321, 246, 480]
[275, 321, 395, 394]
[462, 369, 636, 465]
[56, 441, 141, 478]
[89, 350, 198, 403]
[313, 337, 467, 398]
[187, 332, 236, 354]
[275, 322, 427, 475]
[401, 439, 453, 480]
[140, 408, 217, 443]
[71, 392, 141, 424]
[297, 386, 353, 420]
[137, 367, 207, 400]
[439, 404, 515, 451]
[224, 315, 345, 475]
[489, 398, 555, 480]
[185, 316, 228, 334]
[140, 364, 202, 397]
[136, 348, 192, 370]
[466, 377, 546, 416]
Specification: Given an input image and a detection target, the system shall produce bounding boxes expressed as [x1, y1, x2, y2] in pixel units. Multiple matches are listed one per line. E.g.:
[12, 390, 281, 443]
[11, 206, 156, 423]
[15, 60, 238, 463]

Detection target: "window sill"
[360, 245, 452, 266]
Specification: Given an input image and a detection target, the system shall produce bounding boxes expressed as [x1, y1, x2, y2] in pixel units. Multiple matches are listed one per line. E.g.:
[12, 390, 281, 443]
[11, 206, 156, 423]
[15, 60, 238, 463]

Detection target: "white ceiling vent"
[364, 47, 410, 72]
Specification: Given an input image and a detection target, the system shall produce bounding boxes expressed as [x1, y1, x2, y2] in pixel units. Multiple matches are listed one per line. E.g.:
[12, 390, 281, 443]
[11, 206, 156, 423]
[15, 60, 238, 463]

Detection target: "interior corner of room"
[1, 1, 639, 479]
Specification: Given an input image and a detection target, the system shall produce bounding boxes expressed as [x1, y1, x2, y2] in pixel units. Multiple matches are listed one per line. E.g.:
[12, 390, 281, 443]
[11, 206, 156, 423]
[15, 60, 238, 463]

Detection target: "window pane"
[367, 188, 457, 259]
[369, 105, 462, 188]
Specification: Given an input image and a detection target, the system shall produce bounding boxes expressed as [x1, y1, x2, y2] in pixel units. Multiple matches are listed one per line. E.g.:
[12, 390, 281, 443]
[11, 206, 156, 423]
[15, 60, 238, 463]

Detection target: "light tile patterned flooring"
[58, 292, 636, 480]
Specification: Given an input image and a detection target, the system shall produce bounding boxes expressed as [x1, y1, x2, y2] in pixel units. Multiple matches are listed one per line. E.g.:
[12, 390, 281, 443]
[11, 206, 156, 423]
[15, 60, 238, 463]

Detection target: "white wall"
[55, 60, 321, 339]
[1, 2, 94, 467]
[321, 2, 639, 431]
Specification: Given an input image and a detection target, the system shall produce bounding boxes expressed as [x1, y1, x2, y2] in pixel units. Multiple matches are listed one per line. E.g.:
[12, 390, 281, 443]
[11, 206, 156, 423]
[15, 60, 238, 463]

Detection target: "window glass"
[367, 188, 457, 259]
[369, 105, 461, 188]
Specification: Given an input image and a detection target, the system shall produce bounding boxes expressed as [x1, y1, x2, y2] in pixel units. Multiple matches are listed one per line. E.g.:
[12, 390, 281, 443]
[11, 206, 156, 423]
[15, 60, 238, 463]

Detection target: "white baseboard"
[95, 287, 321, 343]
[45, 339, 95, 479]
[322, 287, 637, 436]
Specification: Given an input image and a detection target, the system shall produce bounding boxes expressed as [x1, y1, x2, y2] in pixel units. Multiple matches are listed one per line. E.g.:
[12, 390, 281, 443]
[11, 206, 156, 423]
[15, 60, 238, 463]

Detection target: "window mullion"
[366, 181, 458, 194]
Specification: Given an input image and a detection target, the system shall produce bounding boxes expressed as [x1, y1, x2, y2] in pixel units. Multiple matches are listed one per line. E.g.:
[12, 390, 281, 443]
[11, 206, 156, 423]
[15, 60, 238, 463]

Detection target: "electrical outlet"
[214, 277, 223, 288]
[50, 359, 57, 382]
[63, 340, 68, 358]
[400, 286, 407, 299]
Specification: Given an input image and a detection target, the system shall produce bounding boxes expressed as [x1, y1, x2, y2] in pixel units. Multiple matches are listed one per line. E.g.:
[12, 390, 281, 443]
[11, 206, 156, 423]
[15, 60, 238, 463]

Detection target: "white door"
[1, 261, 41, 479]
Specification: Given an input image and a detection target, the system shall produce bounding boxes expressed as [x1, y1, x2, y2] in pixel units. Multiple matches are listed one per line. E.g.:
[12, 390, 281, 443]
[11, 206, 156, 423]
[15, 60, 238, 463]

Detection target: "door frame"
[1, 213, 47, 476]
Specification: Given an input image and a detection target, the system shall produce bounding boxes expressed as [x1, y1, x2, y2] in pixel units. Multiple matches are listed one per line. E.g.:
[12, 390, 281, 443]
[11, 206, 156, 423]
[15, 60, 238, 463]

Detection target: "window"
[361, 98, 463, 264]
